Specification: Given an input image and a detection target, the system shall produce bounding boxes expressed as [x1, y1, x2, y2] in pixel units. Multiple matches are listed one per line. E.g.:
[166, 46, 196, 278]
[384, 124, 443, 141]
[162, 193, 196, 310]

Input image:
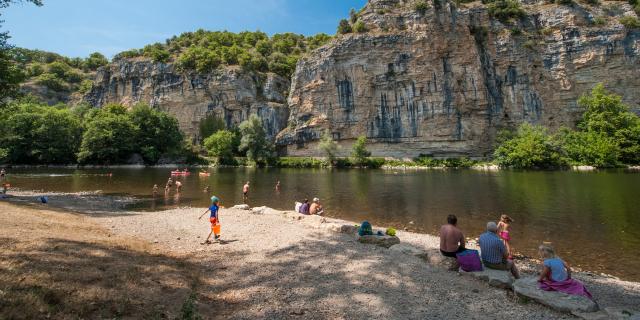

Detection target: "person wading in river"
[439, 214, 466, 257]
[243, 181, 250, 202]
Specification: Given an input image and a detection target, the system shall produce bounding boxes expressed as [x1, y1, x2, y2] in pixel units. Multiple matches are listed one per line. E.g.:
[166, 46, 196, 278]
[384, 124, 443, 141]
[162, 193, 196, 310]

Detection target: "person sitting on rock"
[309, 197, 324, 215]
[440, 214, 466, 257]
[299, 199, 310, 215]
[537, 244, 592, 299]
[478, 222, 520, 279]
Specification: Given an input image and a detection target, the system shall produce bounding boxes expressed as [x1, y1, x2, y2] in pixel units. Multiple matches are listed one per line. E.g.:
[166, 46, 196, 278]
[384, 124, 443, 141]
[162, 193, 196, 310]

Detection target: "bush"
[47, 61, 71, 78]
[318, 130, 338, 163]
[556, 0, 573, 5]
[204, 130, 236, 163]
[84, 52, 108, 70]
[559, 130, 620, 167]
[353, 21, 368, 33]
[276, 157, 326, 168]
[386, 228, 397, 236]
[494, 123, 567, 169]
[351, 136, 371, 166]
[487, 0, 526, 23]
[78, 79, 93, 94]
[415, 1, 430, 14]
[239, 114, 273, 163]
[593, 16, 607, 25]
[198, 113, 226, 140]
[143, 43, 171, 63]
[337, 19, 353, 34]
[35, 73, 67, 91]
[619, 16, 640, 29]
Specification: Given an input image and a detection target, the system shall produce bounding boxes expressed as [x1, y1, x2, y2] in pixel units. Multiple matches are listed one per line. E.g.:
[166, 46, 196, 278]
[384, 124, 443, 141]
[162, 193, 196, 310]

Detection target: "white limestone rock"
[513, 277, 599, 313]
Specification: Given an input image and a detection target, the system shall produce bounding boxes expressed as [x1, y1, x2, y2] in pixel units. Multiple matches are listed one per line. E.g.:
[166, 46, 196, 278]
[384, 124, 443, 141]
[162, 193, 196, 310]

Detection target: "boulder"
[460, 268, 514, 289]
[389, 244, 426, 257]
[424, 249, 459, 271]
[251, 206, 267, 214]
[357, 234, 400, 248]
[513, 277, 599, 313]
[572, 307, 640, 320]
[339, 224, 358, 234]
[231, 204, 250, 210]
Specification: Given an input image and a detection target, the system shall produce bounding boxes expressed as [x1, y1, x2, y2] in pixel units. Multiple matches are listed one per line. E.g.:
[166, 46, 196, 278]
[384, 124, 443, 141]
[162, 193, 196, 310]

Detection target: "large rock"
[460, 268, 514, 289]
[278, 0, 640, 158]
[424, 249, 459, 271]
[85, 62, 290, 141]
[573, 307, 640, 320]
[389, 243, 426, 257]
[357, 234, 400, 248]
[513, 277, 599, 313]
[231, 204, 250, 210]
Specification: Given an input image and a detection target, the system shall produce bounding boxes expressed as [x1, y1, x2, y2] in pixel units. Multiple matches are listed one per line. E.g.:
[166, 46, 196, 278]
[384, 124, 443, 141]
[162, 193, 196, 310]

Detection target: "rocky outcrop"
[279, 0, 640, 158]
[513, 277, 599, 313]
[84, 59, 290, 140]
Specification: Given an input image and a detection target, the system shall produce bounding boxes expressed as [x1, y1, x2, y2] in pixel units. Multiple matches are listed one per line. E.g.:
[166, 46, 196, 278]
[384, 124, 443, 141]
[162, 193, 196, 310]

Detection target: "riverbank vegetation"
[494, 84, 640, 169]
[0, 100, 196, 165]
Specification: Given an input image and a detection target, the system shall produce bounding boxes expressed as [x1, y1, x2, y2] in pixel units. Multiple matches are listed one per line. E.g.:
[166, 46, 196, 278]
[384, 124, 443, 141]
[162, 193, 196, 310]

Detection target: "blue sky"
[2, 0, 367, 58]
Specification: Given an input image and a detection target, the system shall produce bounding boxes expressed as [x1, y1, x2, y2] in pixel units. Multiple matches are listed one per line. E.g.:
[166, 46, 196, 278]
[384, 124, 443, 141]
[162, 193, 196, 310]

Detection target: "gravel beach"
[3, 192, 639, 319]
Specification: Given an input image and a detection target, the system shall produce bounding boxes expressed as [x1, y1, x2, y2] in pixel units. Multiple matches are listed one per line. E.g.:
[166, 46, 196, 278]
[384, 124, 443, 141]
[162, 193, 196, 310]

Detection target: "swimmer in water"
[152, 184, 159, 197]
[204, 185, 211, 193]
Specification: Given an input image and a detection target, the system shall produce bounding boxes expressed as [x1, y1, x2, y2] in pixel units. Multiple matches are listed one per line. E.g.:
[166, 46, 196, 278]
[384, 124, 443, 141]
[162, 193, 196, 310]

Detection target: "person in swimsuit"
[204, 185, 211, 193]
[275, 180, 281, 193]
[243, 181, 250, 202]
[497, 214, 514, 259]
[175, 181, 183, 193]
[0, 168, 6, 180]
[152, 184, 159, 197]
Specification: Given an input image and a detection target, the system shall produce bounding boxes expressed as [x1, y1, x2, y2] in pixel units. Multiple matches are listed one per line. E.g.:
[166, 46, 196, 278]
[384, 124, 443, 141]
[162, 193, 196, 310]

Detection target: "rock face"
[513, 277, 599, 313]
[85, 59, 290, 140]
[279, 0, 640, 158]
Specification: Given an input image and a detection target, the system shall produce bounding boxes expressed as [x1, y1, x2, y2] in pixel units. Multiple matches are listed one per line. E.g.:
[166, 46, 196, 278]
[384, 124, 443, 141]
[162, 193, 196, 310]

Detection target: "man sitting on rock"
[440, 214, 466, 257]
[479, 222, 520, 279]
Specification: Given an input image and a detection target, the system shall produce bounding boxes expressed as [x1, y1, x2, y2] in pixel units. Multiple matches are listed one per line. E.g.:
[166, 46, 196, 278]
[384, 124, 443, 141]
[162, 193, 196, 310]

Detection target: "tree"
[0, 103, 81, 164]
[351, 135, 371, 166]
[493, 123, 566, 169]
[84, 52, 108, 70]
[238, 114, 272, 163]
[337, 19, 353, 34]
[199, 113, 226, 140]
[559, 130, 620, 167]
[128, 104, 183, 164]
[353, 21, 368, 33]
[349, 8, 358, 23]
[77, 105, 136, 164]
[578, 84, 640, 164]
[204, 130, 236, 163]
[318, 130, 338, 163]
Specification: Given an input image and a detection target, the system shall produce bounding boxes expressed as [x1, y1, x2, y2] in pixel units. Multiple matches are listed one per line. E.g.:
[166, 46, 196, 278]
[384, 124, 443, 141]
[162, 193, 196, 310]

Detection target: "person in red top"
[439, 214, 466, 257]
[199, 196, 221, 244]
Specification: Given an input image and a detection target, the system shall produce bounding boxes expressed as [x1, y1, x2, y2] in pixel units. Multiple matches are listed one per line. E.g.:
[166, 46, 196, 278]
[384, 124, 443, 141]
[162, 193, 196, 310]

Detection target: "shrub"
[351, 135, 372, 166]
[386, 228, 397, 236]
[619, 16, 640, 29]
[337, 19, 353, 34]
[493, 123, 567, 169]
[77, 79, 93, 94]
[593, 16, 607, 25]
[143, 43, 171, 63]
[84, 52, 108, 70]
[353, 21, 368, 33]
[276, 157, 326, 168]
[415, 1, 430, 14]
[35, 73, 66, 91]
[318, 130, 338, 163]
[559, 130, 620, 167]
[487, 0, 526, 23]
[204, 130, 237, 163]
[556, 0, 573, 5]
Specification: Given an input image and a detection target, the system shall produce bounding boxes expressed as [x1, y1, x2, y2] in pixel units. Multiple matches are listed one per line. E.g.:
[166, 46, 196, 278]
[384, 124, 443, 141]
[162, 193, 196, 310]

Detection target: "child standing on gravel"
[497, 214, 514, 259]
[199, 196, 221, 244]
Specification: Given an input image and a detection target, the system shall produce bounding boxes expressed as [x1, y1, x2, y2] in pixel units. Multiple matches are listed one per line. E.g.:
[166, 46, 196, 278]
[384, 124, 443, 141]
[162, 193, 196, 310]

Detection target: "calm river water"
[4, 167, 640, 281]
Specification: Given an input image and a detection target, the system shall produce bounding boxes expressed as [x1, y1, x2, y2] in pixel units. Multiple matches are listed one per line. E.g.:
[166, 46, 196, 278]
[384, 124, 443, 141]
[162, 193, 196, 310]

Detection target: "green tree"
[351, 135, 371, 166]
[577, 84, 640, 164]
[238, 114, 272, 163]
[199, 113, 226, 140]
[353, 21, 368, 33]
[128, 104, 183, 164]
[84, 52, 108, 70]
[493, 123, 567, 169]
[337, 19, 353, 34]
[487, 0, 526, 22]
[0, 103, 82, 164]
[559, 130, 620, 167]
[143, 43, 170, 63]
[318, 130, 338, 163]
[35, 73, 66, 91]
[349, 8, 358, 23]
[204, 130, 236, 163]
[77, 105, 136, 164]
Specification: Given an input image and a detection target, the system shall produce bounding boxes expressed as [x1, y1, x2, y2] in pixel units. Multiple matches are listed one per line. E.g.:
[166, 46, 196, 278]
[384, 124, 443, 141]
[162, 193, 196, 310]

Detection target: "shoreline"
[2, 193, 640, 319]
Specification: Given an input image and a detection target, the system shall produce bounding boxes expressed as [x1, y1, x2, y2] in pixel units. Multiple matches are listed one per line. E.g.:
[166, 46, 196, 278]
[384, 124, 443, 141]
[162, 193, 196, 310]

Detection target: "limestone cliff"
[84, 59, 290, 140]
[279, 0, 640, 158]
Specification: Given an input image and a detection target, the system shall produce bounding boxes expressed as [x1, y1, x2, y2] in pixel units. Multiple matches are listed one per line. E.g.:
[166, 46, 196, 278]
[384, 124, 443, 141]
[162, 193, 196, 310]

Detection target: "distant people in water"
[152, 184, 159, 197]
[309, 198, 324, 215]
[479, 222, 520, 279]
[1, 182, 9, 194]
[243, 181, 250, 202]
[439, 214, 466, 257]
[0, 168, 5, 179]
[497, 214, 514, 259]
[166, 177, 174, 188]
[204, 185, 211, 193]
[297, 199, 310, 215]
[199, 196, 222, 244]
[537, 244, 593, 299]
[275, 180, 281, 193]
[175, 181, 183, 193]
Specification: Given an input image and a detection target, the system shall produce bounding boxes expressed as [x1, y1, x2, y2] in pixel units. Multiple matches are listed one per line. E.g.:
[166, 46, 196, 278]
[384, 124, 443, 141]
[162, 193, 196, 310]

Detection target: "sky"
[2, 0, 368, 58]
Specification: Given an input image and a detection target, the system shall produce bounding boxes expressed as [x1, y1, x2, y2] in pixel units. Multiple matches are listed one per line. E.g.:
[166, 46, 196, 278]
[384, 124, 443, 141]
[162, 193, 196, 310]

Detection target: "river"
[3, 167, 640, 281]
